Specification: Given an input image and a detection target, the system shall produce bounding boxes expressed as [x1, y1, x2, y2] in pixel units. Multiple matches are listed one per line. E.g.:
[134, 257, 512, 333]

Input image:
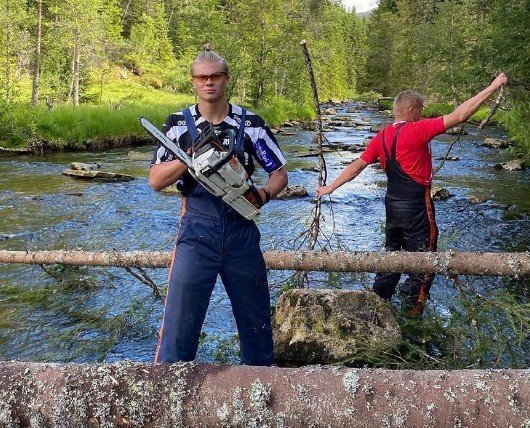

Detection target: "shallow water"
[0, 102, 528, 363]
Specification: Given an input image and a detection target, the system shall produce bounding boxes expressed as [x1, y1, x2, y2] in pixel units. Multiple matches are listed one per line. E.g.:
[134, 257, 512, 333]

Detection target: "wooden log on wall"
[0, 362, 528, 427]
[0, 249, 529, 276]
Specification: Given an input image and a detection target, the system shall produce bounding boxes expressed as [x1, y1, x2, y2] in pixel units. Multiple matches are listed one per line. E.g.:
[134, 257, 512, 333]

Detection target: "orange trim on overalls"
[412, 187, 437, 315]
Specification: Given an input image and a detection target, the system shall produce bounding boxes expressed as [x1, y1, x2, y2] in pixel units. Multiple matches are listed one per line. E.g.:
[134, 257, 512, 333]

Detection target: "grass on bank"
[0, 102, 183, 150]
[0, 93, 314, 150]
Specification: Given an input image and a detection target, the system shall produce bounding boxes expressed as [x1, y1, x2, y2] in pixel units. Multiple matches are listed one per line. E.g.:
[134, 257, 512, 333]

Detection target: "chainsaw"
[140, 117, 261, 220]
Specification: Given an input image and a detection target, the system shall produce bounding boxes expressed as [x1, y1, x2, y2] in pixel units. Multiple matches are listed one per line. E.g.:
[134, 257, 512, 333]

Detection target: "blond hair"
[393, 90, 424, 116]
[190, 44, 229, 75]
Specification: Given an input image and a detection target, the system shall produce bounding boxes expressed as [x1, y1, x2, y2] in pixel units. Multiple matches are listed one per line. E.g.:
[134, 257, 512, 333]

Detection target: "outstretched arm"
[443, 73, 507, 130]
[316, 158, 369, 198]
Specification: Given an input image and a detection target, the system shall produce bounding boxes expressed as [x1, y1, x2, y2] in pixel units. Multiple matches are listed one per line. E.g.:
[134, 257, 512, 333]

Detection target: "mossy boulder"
[431, 186, 452, 201]
[494, 159, 525, 171]
[481, 138, 511, 149]
[275, 185, 308, 199]
[273, 289, 401, 365]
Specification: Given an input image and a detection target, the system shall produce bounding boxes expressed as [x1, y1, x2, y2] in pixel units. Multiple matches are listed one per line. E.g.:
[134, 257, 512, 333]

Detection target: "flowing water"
[0, 102, 528, 363]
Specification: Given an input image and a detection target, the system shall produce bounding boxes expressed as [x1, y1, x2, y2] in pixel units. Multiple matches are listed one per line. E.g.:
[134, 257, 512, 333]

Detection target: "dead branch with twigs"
[478, 84, 506, 130]
[295, 40, 331, 288]
[300, 40, 326, 252]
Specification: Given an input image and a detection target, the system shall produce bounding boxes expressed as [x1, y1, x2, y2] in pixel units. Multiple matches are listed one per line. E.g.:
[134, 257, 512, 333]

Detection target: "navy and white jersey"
[151, 103, 286, 179]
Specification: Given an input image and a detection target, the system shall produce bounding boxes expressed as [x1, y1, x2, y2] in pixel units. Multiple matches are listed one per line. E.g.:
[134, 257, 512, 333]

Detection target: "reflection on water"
[0, 103, 528, 363]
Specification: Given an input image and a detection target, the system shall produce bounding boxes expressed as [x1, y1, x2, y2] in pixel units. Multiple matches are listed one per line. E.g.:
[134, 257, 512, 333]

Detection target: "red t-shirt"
[361, 117, 446, 186]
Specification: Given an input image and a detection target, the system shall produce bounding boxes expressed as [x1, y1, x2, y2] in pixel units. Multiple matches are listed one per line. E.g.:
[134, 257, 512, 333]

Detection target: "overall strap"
[382, 127, 391, 160]
[382, 123, 405, 161]
[390, 123, 406, 160]
[182, 107, 198, 141]
[235, 108, 246, 154]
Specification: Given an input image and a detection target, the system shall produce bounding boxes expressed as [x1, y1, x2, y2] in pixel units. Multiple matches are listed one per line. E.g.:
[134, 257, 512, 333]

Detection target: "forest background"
[0, 0, 528, 153]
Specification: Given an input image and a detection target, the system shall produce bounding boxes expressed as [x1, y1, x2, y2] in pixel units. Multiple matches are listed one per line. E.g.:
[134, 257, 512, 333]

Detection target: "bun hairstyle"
[190, 44, 229, 75]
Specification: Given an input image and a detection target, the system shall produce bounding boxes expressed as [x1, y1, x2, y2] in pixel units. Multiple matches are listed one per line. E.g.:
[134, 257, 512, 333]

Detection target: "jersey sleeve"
[150, 114, 188, 166]
[360, 133, 382, 164]
[413, 117, 446, 145]
[251, 124, 287, 174]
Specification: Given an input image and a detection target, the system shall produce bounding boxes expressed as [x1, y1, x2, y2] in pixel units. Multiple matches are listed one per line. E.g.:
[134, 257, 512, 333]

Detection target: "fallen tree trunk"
[0, 249, 529, 276]
[0, 362, 528, 427]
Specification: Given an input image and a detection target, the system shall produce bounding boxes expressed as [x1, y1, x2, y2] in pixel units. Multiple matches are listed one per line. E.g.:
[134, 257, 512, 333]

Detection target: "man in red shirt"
[316, 73, 507, 314]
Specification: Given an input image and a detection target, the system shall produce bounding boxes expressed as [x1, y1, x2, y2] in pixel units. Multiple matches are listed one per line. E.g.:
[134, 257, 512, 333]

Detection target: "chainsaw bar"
[140, 117, 193, 169]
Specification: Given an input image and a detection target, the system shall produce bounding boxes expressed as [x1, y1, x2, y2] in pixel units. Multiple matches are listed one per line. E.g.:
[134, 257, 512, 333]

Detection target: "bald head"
[393, 90, 425, 121]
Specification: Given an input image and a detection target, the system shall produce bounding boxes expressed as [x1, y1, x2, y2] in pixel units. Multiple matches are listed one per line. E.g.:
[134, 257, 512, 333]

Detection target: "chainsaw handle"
[202, 128, 239, 176]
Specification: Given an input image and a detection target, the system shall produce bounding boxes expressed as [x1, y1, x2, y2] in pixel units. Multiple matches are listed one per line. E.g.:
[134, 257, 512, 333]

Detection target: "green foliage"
[256, 96, 314, 125]
[500, 91, 530, 157]
[128, 9, 175, 71]
[0, 0, 527, 155]
[4, 0, 369, 107]
[0, 0, 31, 101]
[422, 103, 454, 118]
[341, 289, 530, 370]
[350, 91, 383, 102]
[358, 0, 529, 156]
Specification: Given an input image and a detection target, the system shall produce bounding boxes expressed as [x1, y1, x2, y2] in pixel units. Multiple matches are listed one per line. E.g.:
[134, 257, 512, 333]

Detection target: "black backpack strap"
[182, 107, 198, 141]
[235, 108, 246, 154]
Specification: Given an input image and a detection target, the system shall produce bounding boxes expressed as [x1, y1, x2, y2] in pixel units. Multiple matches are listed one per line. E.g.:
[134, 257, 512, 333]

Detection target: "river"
[0, 102, 528, 363]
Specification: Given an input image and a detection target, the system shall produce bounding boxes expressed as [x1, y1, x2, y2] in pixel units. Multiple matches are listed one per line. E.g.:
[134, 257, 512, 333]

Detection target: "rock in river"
[481, 137, 511, 149]
[62, 169, 135, 182]
[275, 185, 308, 199]
[431, 186, 452, 201]
[323, 107, 337, 115]
[70, 162, 101, 171]
[494, 159, 525, 171]
[273, 289, 401, 365]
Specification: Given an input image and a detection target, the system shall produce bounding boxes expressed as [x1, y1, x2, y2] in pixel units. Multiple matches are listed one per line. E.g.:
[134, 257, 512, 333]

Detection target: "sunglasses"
[191, 72, 227, 83]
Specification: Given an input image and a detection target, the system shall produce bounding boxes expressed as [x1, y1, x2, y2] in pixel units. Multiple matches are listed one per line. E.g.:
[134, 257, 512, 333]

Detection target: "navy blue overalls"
[372, 123, 438, 313]
[154, 108, 274, 365]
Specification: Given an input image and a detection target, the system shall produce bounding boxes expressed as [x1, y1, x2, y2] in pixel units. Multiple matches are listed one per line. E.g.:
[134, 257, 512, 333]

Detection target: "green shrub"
[351, 91, 383, 102]
[256, 96, 315, 126]
[499, 93, 530, 158]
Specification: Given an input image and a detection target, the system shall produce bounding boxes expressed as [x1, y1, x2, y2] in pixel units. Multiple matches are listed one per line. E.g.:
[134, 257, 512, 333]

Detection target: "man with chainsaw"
[316, 73, 507, 315]
[148, 47, 287, 365]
